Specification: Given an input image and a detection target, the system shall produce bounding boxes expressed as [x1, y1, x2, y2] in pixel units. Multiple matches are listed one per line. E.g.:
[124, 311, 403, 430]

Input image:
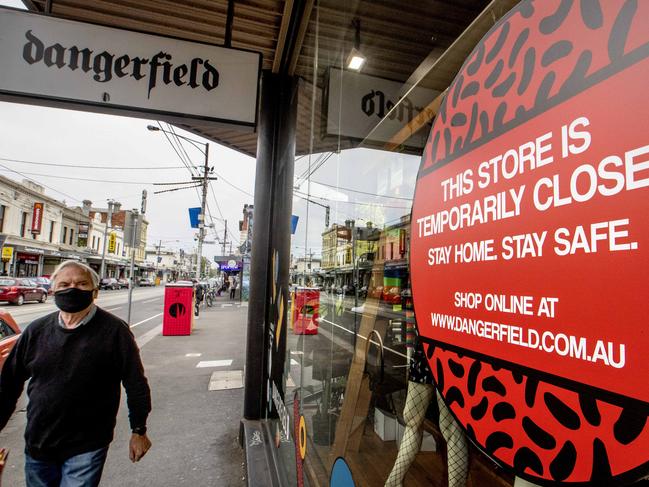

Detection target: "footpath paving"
[0, 293, 249, 487]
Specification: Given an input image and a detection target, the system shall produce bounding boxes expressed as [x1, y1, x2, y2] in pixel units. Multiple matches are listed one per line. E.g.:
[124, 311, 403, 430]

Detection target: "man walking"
[229, 277, 237, 300]
[0, 260, 152, 486]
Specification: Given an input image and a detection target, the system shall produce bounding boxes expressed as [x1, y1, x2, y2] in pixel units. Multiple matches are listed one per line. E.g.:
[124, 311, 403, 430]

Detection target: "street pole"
[126, 209, 139, 325]
[99, 200, 114, 278]
[222, 219, 228, 256]
[155, 239, 162, 282]
[352, 220, 358, 349]
[195, 144, 210, 280]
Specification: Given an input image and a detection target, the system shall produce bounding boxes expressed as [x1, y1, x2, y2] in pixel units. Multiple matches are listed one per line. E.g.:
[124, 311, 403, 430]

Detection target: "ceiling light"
[346, 48, 366, 71]
[346, 18, 365, 71]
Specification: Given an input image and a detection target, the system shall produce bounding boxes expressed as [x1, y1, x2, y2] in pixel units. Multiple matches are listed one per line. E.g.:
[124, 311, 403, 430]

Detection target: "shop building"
[88, 202, 128, 278]
[3, 1, 649, 486]
[0, 176, 149, 279]
[0, 175, 84, 277]
[290, 256, 322, 288]
[145, 247, 181, 282]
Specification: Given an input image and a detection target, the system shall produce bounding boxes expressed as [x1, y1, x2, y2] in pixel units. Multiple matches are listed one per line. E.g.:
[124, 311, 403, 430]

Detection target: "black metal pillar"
[243, 71, 298, 420]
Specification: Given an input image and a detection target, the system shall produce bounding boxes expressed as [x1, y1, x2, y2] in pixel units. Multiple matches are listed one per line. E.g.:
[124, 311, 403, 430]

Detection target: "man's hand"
[129, 433, 152, 463]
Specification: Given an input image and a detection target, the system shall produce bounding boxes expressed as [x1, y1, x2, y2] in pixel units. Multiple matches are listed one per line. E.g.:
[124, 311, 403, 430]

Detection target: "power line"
[0, 163, 82, 203]
[156, 121, 202, 204]
[0, 168, 193, 186]
[309, 180, 413, 201]
[0, 156, 187, 170]
[154, 184, 202, 195]
[212, 170, 253, 197]
[0, 169, 151, 185]
[294, 190, 410, 210]
[168, 124, 199, 176]
[153, 181, 197, 186]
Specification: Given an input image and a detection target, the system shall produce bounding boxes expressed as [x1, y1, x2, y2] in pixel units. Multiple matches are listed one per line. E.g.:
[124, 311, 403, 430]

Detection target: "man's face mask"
[54, 287, 95, 313]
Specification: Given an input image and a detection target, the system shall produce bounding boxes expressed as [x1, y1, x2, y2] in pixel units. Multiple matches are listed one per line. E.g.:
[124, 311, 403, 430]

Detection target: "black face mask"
[54, 288, 95, 313]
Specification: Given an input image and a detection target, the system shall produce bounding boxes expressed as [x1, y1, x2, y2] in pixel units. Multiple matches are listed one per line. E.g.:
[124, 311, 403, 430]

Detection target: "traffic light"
[325, 206, 330, 227]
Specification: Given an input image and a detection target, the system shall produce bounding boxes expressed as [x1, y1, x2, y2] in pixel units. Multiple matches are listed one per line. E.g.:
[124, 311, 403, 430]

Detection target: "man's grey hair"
[51, 260, 100, 289]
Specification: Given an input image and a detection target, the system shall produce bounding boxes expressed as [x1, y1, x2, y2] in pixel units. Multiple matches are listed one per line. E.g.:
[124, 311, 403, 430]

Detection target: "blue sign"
[188, 207, 201, 228]
[291, 215, 299, 234]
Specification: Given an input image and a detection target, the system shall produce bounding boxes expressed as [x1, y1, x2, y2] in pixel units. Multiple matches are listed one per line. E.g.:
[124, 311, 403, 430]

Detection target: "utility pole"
[192, 144, 215, 281]
[127, 190, 147, 324]
[99, 200, 114, 278]
[155, 239, 162, 282]
[222, 219, 228, 255]
[126, 209, 139, 325]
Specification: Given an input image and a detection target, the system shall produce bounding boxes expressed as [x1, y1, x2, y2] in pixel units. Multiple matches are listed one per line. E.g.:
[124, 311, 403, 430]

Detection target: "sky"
[0, 0, 420, 263]
[0, 0, 256, 265]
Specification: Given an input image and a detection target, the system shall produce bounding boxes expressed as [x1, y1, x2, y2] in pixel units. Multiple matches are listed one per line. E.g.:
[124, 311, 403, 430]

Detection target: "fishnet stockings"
[384, 382, 468, 487]
[385, 382, 433, 487]
[437, 389, 468, 487]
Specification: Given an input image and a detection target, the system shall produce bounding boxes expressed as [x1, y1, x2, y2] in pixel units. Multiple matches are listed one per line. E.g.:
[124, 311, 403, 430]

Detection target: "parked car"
[99, 278, 119, 290]
[29, 276, 52, 294]
[117, 278, 130, 289]
[138, 278, 154, 287]
[0, 278, 48, 305]
[0, 310, 21, 370]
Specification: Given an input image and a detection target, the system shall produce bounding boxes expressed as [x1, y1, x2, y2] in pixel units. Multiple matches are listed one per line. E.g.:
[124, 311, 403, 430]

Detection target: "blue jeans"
[25, 447, 109, 487]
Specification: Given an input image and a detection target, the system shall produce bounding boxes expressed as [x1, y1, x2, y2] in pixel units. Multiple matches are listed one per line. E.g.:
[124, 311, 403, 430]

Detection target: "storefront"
[243, 1, 649, 487]
[14, 250, 42, 278]
[1, 1, 648, 486]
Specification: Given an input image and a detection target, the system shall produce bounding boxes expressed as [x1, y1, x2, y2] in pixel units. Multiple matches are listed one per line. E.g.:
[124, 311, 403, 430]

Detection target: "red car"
[0, 311, 21, 370]
[0, 278, 48, 305]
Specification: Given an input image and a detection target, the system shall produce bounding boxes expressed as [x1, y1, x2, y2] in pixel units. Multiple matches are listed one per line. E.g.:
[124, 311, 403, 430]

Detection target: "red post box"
[292, 287, 319, 335]
[163, 283, 194, 336]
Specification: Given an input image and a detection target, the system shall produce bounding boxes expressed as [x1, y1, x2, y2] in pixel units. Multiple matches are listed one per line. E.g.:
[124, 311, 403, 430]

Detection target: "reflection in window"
[0, 321, 16, 339]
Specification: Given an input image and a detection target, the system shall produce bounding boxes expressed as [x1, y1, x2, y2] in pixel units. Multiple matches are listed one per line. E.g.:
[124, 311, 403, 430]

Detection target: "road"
[0, 286, 249, 487]
[1, 286, 166, 339]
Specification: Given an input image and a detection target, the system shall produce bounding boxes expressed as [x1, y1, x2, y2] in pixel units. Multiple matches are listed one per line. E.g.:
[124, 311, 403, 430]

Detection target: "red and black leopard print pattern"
[415, 1, 649, 485]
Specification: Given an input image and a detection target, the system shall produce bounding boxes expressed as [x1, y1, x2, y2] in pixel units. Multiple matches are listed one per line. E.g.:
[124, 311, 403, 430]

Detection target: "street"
[3, 286, 166, 334]
[0, 287, 248, 487]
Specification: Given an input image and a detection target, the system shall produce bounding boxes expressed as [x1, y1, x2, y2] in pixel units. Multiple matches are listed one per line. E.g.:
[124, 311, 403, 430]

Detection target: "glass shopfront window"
[268, 1, 517, 486]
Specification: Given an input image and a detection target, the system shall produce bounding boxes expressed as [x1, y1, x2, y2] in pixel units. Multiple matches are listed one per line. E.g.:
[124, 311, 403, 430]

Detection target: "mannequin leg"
[385, 382, 434, 487]
[436, 390, 468, 487]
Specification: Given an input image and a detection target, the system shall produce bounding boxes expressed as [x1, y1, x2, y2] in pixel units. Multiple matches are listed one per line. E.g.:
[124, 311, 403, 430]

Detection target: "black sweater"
[0, 307, 151, 461]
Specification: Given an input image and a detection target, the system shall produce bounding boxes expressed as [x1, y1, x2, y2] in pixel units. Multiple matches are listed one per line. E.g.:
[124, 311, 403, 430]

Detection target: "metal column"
[243, 71, 298, 420]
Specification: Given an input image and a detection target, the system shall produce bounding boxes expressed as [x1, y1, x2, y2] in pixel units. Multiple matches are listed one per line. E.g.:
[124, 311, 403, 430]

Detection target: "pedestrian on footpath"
[230, 277, 237, 300]
[0, 260, 152, 487]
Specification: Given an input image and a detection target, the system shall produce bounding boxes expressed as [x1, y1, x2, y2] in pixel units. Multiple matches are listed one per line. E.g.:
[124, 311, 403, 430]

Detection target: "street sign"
[0, 7, 261, 129]
[108, 232, 117, 253]
[31, 202, 43, 234]
[1, 247, 13, 262]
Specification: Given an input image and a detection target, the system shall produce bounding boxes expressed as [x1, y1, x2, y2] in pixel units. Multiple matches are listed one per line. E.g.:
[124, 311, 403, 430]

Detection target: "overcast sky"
[0, 0, 419, 263]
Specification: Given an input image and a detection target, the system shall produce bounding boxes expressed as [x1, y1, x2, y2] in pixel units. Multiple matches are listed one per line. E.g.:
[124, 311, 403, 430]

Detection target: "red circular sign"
[411, 1, 649, 484]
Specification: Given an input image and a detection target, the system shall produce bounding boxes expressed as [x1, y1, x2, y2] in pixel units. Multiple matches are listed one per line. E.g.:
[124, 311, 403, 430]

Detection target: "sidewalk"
[1, 294, 249, 487]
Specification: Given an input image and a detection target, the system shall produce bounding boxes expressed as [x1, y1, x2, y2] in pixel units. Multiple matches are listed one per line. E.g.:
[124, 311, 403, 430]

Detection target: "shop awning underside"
[22, 0, 519, 157]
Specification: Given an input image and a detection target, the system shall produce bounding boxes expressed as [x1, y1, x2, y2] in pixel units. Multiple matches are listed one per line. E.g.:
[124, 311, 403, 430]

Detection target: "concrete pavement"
[0, 289, 249, 487]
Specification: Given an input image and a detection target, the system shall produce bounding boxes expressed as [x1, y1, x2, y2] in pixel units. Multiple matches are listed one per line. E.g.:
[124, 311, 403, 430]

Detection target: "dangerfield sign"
[0, 7, 260, 128]
[411, 1, 649, 485]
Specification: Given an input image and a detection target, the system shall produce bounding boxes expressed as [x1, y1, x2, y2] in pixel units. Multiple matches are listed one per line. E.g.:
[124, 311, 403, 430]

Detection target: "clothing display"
[386, 339, 468, 487]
